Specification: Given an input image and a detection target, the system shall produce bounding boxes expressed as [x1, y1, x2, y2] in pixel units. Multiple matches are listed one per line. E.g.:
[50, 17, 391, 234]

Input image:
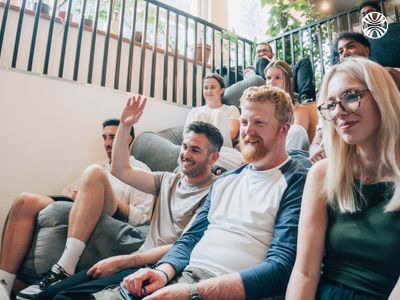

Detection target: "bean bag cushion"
[18, 201, 147, 284]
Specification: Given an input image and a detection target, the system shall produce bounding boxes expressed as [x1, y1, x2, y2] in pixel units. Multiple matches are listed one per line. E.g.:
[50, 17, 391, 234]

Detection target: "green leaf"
[260, 0, 276, 7]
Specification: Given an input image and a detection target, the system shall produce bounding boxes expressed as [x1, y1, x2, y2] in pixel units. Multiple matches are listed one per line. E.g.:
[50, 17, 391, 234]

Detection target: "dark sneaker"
[16, 264, 70, 299]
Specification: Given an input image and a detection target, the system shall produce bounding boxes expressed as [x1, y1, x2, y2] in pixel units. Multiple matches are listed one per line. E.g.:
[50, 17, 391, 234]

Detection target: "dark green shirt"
[322, 181, 400, 299]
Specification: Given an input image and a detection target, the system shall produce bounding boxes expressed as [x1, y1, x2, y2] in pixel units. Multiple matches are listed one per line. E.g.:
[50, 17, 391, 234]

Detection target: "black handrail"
[0, 0, 254, 107]
[43, 0, 58, 75]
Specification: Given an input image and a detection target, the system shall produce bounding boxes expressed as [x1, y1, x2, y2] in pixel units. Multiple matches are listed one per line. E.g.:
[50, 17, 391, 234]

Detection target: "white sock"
[0, 269, 16, 295]
[56, 237, 86, 275]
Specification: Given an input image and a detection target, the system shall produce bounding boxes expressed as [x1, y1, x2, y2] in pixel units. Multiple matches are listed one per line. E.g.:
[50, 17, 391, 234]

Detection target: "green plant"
[260, 0, 320, 37]
[259, 0, 331, 87]
[250, 38, 257, 65]
[220, 29, 239, 43]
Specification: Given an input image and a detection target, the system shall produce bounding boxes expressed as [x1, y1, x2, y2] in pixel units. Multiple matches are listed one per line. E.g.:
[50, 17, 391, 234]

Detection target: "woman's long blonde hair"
[318, 57, 400, 212]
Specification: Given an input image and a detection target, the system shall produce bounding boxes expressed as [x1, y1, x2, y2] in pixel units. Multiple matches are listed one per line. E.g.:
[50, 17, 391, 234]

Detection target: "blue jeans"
[317, 282, 383, 300]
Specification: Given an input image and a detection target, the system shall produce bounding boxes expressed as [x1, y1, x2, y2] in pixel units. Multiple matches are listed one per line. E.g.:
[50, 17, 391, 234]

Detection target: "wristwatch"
[189, 284, 203, 300]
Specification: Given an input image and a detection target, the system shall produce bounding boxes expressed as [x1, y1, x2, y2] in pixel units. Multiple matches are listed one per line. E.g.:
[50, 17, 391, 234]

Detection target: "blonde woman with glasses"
[286, 57, 400, 300]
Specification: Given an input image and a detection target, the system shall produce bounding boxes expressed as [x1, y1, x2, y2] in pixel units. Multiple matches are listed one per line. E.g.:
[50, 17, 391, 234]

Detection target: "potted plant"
[33, 1, 52, 15]
[194, 42, 211, 65]
[57, 0, 72, 22]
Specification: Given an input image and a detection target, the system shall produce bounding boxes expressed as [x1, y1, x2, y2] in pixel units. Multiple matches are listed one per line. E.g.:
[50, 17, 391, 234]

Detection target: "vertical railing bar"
[126, 0, 138, 91]
[138, 0, 149, 94]
[201, 23, 206, 88]
[0, 0, 11, 57]
[192, 21, 198, 107]
[317, 24, 324, 77]
[58, 0, 73, 77]
[87, 0, 101, 83]
[346, 12, 352, 31]
[336, 15, 341, 33]
[227, 39, 231, 87]
[307, 26, 314, 72]
[11, 0, 27, 68]
[114, 0, 127, 89]
[211, 28, 215, 72]
[234, 41, 238, 83]
[394, 4, 399, 22]
[149, 5, 159, 97]
[242, 41, 246, 70]
[380, 0, 386, 17]
[100, 0, 115, 86]
[73, 0, 88, 81]
[290, 33, 295, 67]
[162, 10, 170, 100]
[182, 16, 188, 105]
[250, 42, 255, 65]
[27, 0, 43, 71]
[299, 30, 304, 59]
[281, 36, 285, 62]
[172, 13, 178, 103]
[43, 0, 58, 75]
[219, 32, 223, 77]
[327, 18, 333, 51]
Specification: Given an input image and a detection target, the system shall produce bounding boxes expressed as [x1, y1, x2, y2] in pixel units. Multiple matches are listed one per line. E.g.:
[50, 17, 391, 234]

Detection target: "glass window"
[228, 0, 271, 42]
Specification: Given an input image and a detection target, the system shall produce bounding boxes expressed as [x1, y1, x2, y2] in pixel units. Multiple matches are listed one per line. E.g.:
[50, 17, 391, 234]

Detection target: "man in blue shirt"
[122, 86, 308, 300]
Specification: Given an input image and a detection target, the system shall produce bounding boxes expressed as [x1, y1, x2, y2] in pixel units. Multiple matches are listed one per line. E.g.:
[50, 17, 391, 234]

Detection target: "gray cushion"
[18, 201, 147, 284]
[222, 75, 265, 106]
[131, 126, 183, 172]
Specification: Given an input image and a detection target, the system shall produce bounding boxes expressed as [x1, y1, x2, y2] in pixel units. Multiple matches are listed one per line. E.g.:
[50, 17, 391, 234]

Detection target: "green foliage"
[260, 0, 320, 37]
[259, 0, 333, 89]
[220, 29, 239, 43]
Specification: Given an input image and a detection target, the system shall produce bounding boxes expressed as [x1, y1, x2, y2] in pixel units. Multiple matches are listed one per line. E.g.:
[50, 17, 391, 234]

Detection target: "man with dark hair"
[0, 119, 152, 299]
[359, 0, 381, 20]
[19, 95, 223, 299]
[335, 31, 371, 62]
[334, 31, 400, 88]
[103, 118, 135, 142]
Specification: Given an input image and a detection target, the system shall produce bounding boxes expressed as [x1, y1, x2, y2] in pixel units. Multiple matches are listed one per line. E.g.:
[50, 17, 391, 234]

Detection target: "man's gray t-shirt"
[138, 172, 215, 252]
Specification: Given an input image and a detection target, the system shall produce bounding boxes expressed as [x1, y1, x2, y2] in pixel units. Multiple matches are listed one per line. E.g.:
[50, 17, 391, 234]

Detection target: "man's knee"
[11, 193, 49, 215]
[80, 164, 108, 185]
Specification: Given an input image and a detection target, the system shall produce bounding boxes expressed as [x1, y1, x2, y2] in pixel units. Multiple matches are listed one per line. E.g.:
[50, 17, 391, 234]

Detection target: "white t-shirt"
[186, 104, 240, 123]
[185, 104, 240, 148]
[188, 159, 291, 276]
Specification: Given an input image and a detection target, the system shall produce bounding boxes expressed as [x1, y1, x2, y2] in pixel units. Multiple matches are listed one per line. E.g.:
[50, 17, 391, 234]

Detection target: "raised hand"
[87, 255, 129, 278]
[122, 268, 168, 297]
[120, 94, 147, 127]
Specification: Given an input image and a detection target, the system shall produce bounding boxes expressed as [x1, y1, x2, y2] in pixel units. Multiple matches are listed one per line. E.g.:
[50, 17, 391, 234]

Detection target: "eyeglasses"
[256, 48, 271, 55]
[317, 89, 370, 121]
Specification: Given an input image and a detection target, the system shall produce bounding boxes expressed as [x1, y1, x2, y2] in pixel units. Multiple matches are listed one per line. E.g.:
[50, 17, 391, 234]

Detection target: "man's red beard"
[239, 135, 268, 163]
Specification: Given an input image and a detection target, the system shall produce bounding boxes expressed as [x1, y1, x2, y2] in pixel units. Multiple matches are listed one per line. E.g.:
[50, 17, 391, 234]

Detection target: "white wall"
[0, 67, 190, 237]
[0, 5, 208, 108]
